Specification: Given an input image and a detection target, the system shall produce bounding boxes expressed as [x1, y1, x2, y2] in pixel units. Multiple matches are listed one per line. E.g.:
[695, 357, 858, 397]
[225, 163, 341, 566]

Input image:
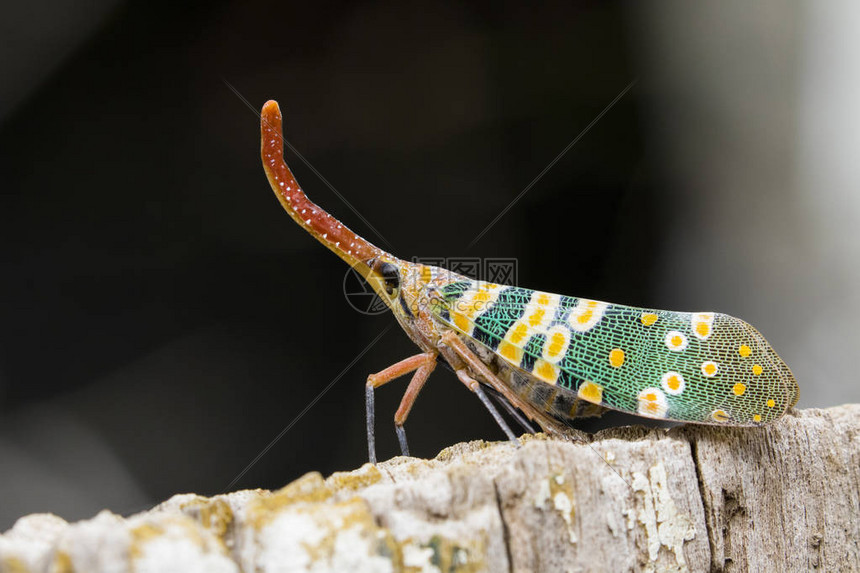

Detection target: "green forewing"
[431, 280, 798, 426]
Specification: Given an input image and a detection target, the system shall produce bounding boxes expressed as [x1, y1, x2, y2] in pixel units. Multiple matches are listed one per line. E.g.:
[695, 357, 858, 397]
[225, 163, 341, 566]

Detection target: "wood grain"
[1, 405, 857, 572]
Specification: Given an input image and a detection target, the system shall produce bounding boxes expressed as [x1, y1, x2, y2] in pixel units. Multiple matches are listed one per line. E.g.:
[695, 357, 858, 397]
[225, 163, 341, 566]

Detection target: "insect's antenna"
[260, 100, 386, 272]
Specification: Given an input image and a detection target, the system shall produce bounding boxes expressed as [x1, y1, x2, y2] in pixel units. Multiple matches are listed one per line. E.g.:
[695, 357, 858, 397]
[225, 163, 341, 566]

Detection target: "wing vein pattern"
[431, 280, 798, 426]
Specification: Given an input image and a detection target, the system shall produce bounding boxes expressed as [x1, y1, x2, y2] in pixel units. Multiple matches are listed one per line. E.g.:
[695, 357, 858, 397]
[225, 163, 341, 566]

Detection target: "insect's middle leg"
[440, 331, 546, 425]
[439, 330, 565, 437]
[366, 352, 437, 463]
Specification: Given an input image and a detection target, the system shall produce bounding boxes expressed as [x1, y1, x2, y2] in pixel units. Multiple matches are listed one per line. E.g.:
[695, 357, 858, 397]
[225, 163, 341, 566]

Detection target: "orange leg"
[367, 353, 436, 388]
[366, 352, 436, 463]
[393, 362, 436, 425]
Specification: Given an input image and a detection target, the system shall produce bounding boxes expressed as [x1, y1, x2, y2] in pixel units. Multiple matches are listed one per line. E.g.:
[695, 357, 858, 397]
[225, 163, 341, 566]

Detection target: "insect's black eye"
[379, 262, 400, 295]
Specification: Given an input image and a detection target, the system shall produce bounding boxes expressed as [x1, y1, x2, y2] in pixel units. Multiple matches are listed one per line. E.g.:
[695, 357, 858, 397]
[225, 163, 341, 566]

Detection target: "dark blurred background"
[2, 1, 858, 530]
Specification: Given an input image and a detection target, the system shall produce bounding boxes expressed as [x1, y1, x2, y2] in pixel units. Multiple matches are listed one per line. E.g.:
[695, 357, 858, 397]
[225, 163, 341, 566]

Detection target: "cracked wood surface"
[1, 405, 858, 572]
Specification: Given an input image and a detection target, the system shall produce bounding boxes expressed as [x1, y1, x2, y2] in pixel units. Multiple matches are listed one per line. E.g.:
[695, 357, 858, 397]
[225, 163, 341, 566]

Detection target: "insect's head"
[364, 257, 403, 311]
[366, 258, 401, 297]
[364, 257, 459, 319]
[378, 262, 401, 296]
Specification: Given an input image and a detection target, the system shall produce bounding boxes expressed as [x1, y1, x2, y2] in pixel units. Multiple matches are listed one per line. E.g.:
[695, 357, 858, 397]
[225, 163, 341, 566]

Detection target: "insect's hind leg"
[485, 386, 538, 434]
[366, 352, 436, 463]
[454, 369, 519, 445]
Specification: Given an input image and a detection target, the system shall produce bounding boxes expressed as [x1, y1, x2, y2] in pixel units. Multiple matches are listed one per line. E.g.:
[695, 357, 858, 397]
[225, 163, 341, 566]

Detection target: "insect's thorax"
[389, 261, 473, 350]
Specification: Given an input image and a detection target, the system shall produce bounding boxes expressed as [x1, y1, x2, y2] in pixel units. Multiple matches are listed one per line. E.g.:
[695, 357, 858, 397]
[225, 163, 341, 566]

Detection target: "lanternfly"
[259, 100, 799, 463]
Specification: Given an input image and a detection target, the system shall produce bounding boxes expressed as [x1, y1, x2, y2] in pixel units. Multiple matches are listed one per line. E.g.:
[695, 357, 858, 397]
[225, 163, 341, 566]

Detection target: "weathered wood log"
[1, 405, 858, 572]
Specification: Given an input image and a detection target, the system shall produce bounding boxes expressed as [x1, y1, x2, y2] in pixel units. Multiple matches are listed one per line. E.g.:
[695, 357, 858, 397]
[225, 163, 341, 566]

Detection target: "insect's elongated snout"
[261, 100, 385, 274]
[261, 100, 433, 316]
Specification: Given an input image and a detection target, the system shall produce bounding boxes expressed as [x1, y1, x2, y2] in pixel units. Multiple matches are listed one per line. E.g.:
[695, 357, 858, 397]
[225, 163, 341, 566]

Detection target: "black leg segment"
[366, 384, 377, 464]
[474, 384, 520, 445]
[395, 424, 410, 457]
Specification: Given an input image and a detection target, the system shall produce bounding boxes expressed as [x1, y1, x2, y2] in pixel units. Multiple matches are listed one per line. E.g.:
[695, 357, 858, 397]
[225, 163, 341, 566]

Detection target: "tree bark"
[1, 405, 858, 572]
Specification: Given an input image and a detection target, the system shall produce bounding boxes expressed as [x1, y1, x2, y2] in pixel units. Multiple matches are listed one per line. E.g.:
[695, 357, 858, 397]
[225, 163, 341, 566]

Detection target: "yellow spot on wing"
[640, 313, 658, 326]
[608, 348, 625, 368]
[739, 344, 751, 357]
[509, 323, 530, 345]
[548, 332, 566, 355]
[767, 399, 776, 408]
[578, 381, 603, 404]
[498, 341, 523, 364]
[637, 387, 668, 418]
[733, 382, 747, 396]
[691, 312, 715, 340]
[701, 361, 719, 377]
[453, 313, 471, 333]
[472, 290, 491, 304]
[660, 371, 685, 395]
[568, 299, 608, 332]
[527, 307, 546, 328]
[522, 291, 558, 333]
[753, 414, 762, 422]
[665, 331, 689, 352]
[542, 327, 570, 364]
[752, 364, 763, 376]
[462, 290, 495, 318]
[533, 359, 559, 385]
[711, 409, 730, 422]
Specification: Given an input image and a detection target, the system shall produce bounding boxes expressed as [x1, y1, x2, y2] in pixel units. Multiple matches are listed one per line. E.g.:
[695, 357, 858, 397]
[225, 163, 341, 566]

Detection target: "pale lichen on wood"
[0, 405, 858, 572]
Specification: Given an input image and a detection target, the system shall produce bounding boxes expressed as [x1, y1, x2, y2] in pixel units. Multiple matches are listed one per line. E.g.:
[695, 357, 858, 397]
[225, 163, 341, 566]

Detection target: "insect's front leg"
[366, 352, 437, 463]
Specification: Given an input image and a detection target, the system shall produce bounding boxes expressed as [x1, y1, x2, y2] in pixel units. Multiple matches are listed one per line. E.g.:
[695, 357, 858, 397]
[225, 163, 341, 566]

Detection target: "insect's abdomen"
[462, 336, 607, 427]
[433, 281, 799, 426]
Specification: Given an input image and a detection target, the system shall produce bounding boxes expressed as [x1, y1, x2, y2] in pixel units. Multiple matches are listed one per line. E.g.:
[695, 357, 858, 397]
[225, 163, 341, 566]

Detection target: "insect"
[260, 100, 799, 463]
